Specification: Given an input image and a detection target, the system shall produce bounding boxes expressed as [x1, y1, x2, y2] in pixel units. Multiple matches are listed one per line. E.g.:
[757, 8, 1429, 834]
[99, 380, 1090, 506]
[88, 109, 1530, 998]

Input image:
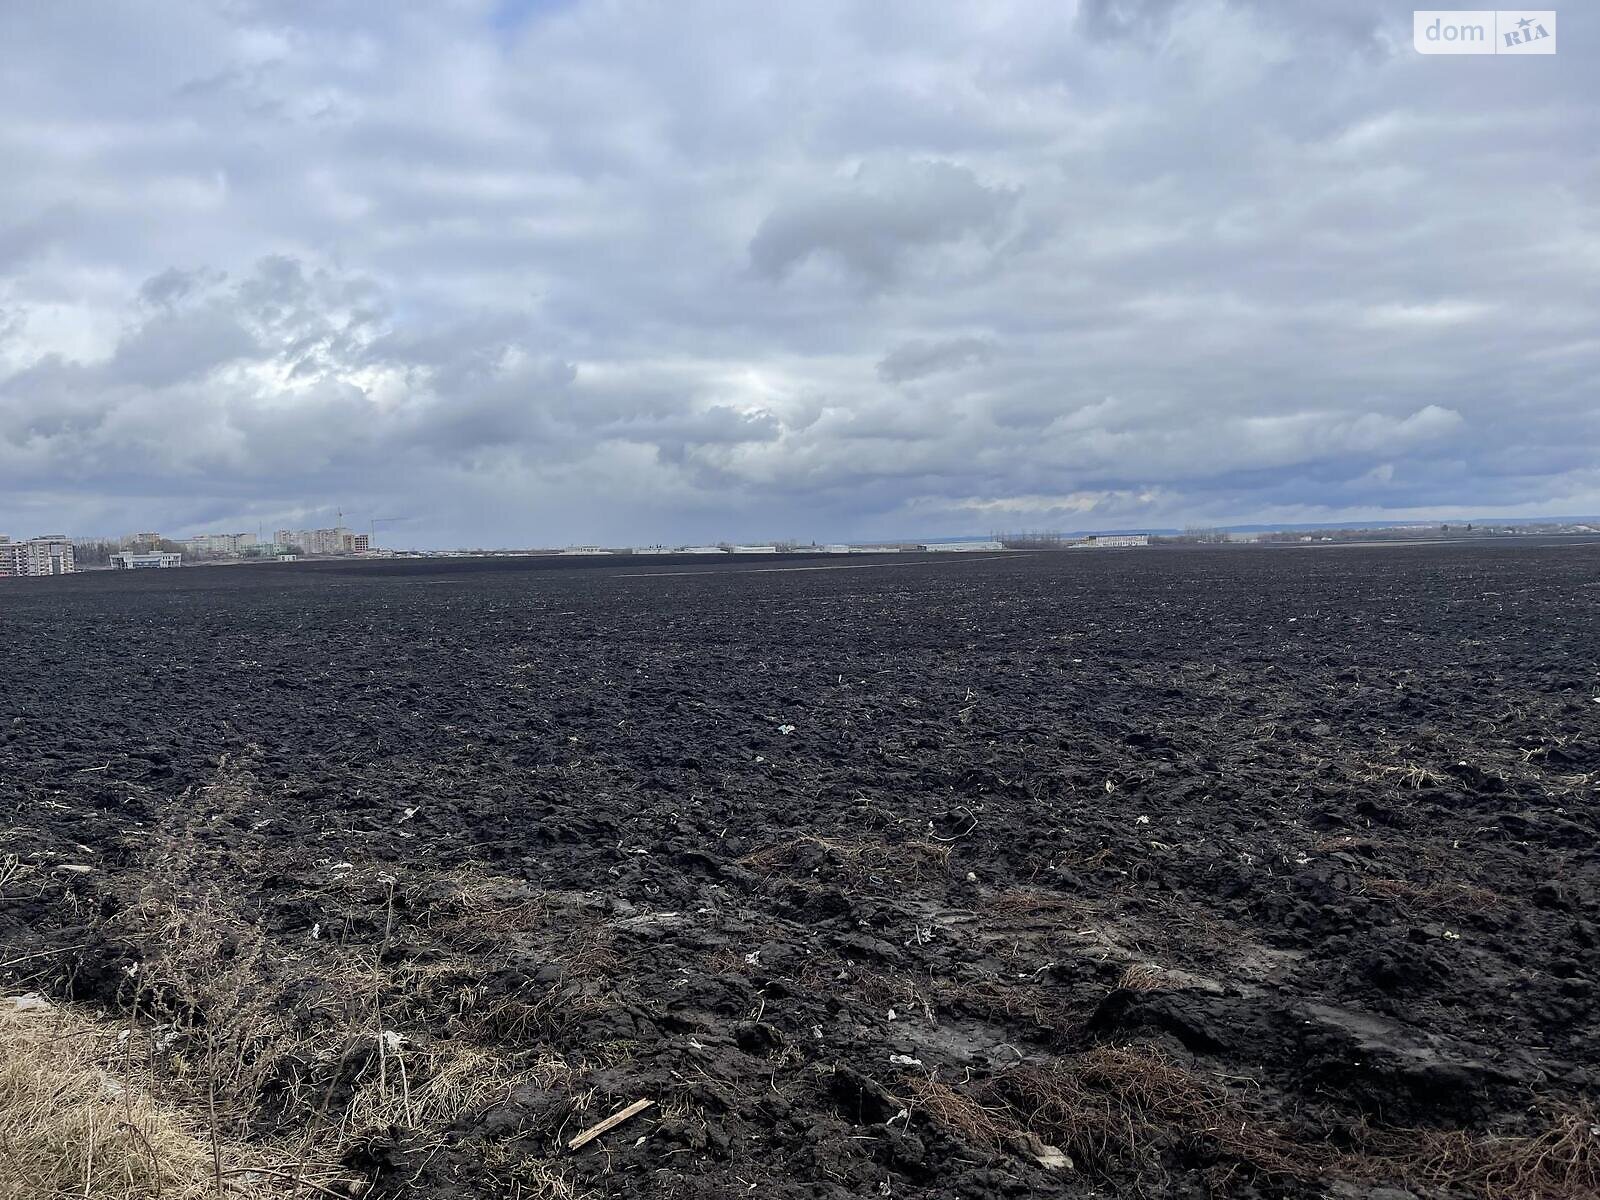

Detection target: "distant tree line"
[993, 530, 1066, 549]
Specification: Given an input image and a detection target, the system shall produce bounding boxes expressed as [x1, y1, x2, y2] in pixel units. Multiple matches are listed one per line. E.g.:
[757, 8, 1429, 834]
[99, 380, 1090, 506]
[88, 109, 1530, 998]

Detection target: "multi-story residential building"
[0, 534, 77, 577]
[273, 527, 368, 555]
[181, 532, 257, 556]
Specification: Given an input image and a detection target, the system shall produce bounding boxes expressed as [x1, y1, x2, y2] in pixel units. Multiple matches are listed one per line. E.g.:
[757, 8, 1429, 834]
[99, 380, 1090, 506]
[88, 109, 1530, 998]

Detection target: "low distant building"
[731, 545, 779, 554]
[110, 551, 183, 569]
[919, 540, 1004, 552]
[674, 546, 729, 554]
[1073, 534, 1149, 549]
[562, 546, 612, 555]
[0, 534, 76, 577]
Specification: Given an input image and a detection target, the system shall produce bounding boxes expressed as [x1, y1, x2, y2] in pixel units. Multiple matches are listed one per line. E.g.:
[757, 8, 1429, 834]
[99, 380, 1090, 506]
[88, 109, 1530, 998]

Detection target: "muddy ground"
[2, 544, 1597, 1198]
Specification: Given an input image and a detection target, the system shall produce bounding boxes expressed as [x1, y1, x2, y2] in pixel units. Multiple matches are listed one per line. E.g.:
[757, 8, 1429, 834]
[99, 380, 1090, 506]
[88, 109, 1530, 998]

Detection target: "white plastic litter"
[1025, 1134, 1073, 1171]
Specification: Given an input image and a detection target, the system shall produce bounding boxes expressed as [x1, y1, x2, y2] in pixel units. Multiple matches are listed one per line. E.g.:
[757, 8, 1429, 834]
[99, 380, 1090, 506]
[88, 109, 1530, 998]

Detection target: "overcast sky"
[1, 1, 1595, 547]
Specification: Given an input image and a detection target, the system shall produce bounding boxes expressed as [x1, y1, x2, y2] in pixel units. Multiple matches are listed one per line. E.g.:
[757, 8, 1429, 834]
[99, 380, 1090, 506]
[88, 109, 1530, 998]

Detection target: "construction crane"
[368, 515, 414, 547]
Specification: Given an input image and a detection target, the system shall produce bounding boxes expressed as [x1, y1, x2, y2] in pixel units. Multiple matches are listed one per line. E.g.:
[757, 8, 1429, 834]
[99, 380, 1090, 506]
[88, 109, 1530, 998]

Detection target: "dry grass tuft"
[1356, 761, 1450, 790]
[990, 1045, 1598, 1199]
[422, 872, 558, 949]
[344, 1039, 571, 1135]
[1360, 875, 1502, 914]
[1310, 834, 1385, 855]
[66, 758, 604, 1194]
[982, 888, 1081, 919]
[991, 1045, 1312, 1182]
[0, 999, 353, 1199]
[1365, 1103, 1600, 1200]
[1115, 963, 1168, 992]
[474, 1152, 587, 1200]
[901, 1073, 1019, 1151]
[937, 975, 1062, 1026]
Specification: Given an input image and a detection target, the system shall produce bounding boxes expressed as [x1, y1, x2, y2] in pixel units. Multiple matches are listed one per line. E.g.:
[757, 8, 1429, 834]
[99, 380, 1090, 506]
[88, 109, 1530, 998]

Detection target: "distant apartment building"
[1073, 534, 1149, 548]
[182, 532, 257, 556]
[0, 534, 76, 577]
[110, 551, 183, 569]
[273, 527, 369, 555]
[121, 531, 164, 548]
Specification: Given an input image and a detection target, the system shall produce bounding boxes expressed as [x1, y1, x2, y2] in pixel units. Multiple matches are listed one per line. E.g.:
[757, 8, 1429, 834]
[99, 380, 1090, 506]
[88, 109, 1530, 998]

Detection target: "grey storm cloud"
[878, 337, 996, 383]
[0, 0, 1597, 547]
[1077, 0, 1185, 43]
[749, 161, 1018, 285]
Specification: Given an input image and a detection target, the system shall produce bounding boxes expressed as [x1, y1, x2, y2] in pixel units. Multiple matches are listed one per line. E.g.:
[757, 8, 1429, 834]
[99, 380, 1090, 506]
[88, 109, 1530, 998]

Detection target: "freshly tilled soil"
[1, 544, 1597, 1198]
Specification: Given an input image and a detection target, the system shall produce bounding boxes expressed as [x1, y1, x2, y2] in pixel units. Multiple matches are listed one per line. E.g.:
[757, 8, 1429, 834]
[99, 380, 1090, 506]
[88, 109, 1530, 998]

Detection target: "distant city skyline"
[11, 513, 1594, 557]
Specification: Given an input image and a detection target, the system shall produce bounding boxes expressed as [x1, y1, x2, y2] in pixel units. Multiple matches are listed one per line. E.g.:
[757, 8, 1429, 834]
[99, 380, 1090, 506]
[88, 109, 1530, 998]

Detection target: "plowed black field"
[3, 544, 1597, 1198]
